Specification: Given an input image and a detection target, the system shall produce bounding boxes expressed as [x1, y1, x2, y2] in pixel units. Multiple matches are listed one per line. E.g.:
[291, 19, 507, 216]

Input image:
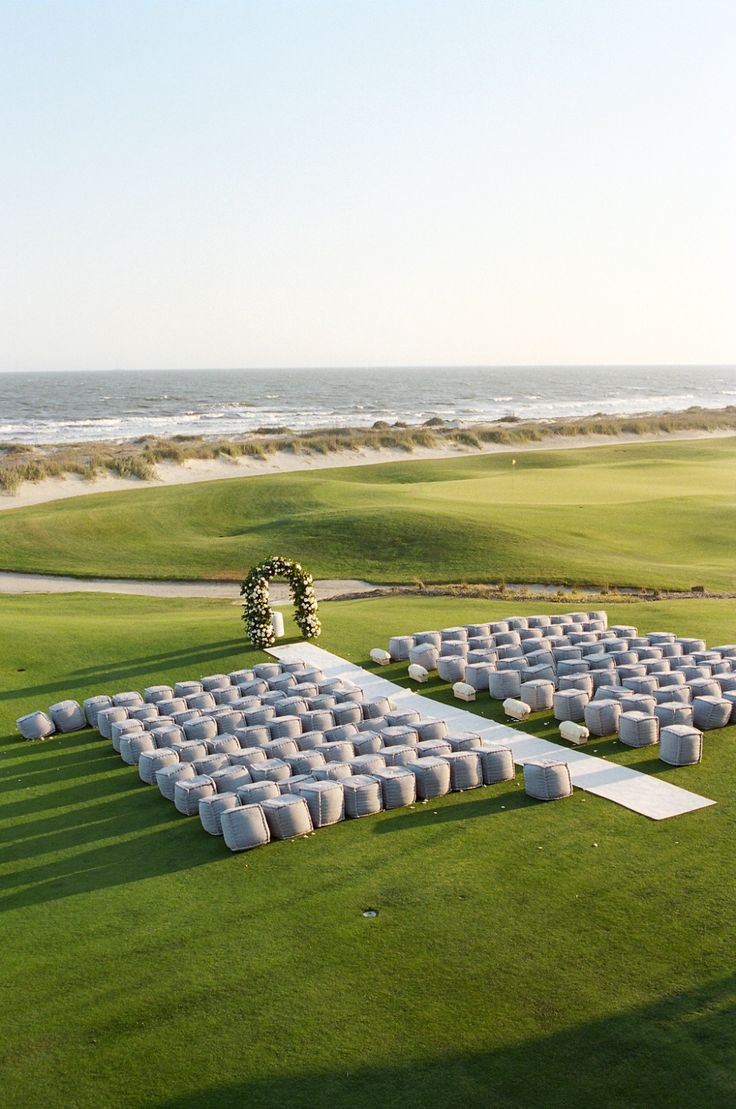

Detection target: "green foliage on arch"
[240, 555, 321, 648]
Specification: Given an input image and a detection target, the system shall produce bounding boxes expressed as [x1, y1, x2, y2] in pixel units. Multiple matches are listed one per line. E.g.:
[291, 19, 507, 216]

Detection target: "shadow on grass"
[154, 974, 736, 1109]
[0, 637, 249, 705]
[373, 785, 532, 833]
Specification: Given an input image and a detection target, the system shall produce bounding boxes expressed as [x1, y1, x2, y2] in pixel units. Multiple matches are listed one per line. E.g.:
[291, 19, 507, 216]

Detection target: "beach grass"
[1, 592, 735, 1108]
[0, 438, 735, 591]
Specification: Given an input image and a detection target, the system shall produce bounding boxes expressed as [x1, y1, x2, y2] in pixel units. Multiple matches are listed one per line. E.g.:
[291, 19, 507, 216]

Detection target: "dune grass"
[1, 592, 736, 1108]
[0, 438, 735, 591]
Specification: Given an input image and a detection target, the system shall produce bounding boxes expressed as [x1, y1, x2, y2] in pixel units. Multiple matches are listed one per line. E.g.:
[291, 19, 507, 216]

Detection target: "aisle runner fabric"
[267, 643, 715, 821]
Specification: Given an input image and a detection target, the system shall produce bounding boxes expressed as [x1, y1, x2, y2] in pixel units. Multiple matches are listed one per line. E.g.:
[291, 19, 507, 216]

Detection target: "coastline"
[1, 422, 735, 512]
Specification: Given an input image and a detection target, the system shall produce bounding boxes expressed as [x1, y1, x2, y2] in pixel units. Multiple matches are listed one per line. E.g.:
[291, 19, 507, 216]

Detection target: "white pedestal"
[271, 610, 285, 638]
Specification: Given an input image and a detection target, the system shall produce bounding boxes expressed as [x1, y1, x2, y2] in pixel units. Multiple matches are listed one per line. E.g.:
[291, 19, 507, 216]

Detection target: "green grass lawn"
[2, 593, 736, 1108]
[1, 437, 735, 589]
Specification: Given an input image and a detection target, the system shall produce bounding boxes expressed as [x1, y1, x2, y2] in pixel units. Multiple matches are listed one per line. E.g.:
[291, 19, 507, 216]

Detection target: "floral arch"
[240, 556, 321, 648]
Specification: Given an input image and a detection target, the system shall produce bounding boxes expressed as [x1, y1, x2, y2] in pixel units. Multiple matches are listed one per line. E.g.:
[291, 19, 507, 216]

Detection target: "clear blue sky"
[2, 0, 734, 371]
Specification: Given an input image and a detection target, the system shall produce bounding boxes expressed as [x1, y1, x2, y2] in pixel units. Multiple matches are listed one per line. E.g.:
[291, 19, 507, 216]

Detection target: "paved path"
[267, 642, 715, 821]
[0, 570, 377, 602]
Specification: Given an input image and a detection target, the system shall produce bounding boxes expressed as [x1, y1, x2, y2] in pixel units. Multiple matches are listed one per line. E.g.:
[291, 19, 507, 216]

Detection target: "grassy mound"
[1, 593, 735, 1107]
[0, 438, 735, 590]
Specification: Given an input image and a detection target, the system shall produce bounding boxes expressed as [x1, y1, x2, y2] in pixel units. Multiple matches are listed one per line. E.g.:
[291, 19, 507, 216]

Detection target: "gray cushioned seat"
[382, 744, 420, 766]
[323, 723, 359, 743]
[244, 705, 275, 726]
[208, 734, 241, 756]
[174, 681, 203, 698]
[387, 708, 422, 726]
[96, 705, 129, 740]
[488, 670, 522, 699]
[193, 752, 230, 776]
[156, 761, 196, 800]
[279, 774, 316, 795]
[285, 750, 327, 775]
[557, 674, 594, 696]
[408, 643, 439, 670]
[553, 689, 589, 723]
[261, 795, 314, 839]
[654, 702, 694, 727]
[110, 718, 144, 753]
[523, 759, 572, 800]
[199, 792, 240, 835]
[465, 663, 496, 690]
[406, 757, 451, 800]
[293, 779, 345, 826]
[692, 696, 732, 730]
[185, 692, 216, 711]
[171, 709, 203, 726]
[321, 740, 356, 762]
[371, 766, 416, 809]
[297, 729, 327, 750]
[659, 725, 703, 766]
[653, 686, 690, 705]
[415, 738, 453, 759]
[688, 679, 722, 700]
[209, 765, 252, 794]
[479, 745, 515, 784]
[437, 656, 467, 683]
[414, 631, 442, 647]
[300, 710, 334, 732]
[352, 732, 384, 756]
[415, 719, 448, 742]
[82, 695, 112, 727]
[120, 732, 155, 765]
[156, 697, 188, 717]
[174, 775, 216, 815]
[263, 737, 300, 760]
[618, 712, 659, 747]
[228, 746, 268, 769]
[235, 725, 271, 748]
[439, 641, 469, 659]
[381, 725, 419, 747]
[215, 711, 245, 734]
[129, 704, 160, 724]
[183, 716, 218, 743]
[221, 804, 270, 851]
[620, 693, 656, 715]
[442, 750, 482, 790]
[312, 761, 353, 781]
[332, 702, 363, 726]
[250, 758, 292, 783]
[342, 775, 383, 818]
[445, 731, 481, 752]
[269, 716, 302, 741]
[112, 691, 143, 709]
[172, 740, 208, 764]
[236, 780, 281, 805]
[584, 699, 622, 737]
[520, 679, 555, 711]
[389, 635, 415, 660]
[137, 744, 178, 783]
[16, 710, 56, 741]
[348, 753, 386, 776]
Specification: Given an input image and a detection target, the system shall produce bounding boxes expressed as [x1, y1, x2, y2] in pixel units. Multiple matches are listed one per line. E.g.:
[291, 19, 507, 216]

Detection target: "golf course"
[1, 438, 735, 591]
[2, 437, 736, 1108]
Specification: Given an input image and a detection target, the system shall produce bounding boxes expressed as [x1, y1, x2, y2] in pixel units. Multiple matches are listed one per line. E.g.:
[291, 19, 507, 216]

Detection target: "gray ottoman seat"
[622, 676, 658, 696]
[208, 734, 241, 755]
[362, 698, 392, 720]
[553, 689, 589, 723]
[488, 670, 522, 699]
[371, 766, 416, 808]
[138, 747, 179, 784]
[342, 775, 384, 818]
[655, 702, 694, 728]
[261, 794, 314, 838]
[193, 753, 230, 777]
[293, 779, 345, 826]
[414, 719, 448, 742]
[439, 641, 468, 659]
[174, 775, 216, 815]
[520, 679, 555, 711]
[244, 705, 275, 726]
[618, 712, 659, 748]
[110, 718, 144, 752]
[332, 703, 363, 726]
[465, 663, 496, 690]
[349, 753, 387, 775]
[407, 757, 451, 800]
[297, 729, 328, 750]
[199, 792, 240, 835]
[215, 711, 245, 734]
[442, 750, 482, 790]
[174, 681, 203, 697]
[409, 643, 439, 670]
[200, 674, 230, 692]
[619, 693, 656, 715]
[381, 725, 418, 747]
[269, 715, 302, 741]
[323, 723, 359, 744]
[479, 745, 515, 784]
[112, 691, 143, 708]
[688, 679, 721, 700]
[523, 759, 573, 801]
[415, 738, 453, 759]
[171, 709, 202, 726]
[584, 699, 622, 737]
[692, 696, 732, 730]
[235, 725, 271, 748]
[97, 706, 129, 740]
[228, 747, 268, 769]
[445, 731, 481, 752]
[156, 697, 188, 717]
[250, 758, 292, 783]
[228, 668, 254, 685]
[186, 692, 216, 711]
[263, 737, 299, 760]
[221, 804, 271, 851]
[653, 686, 690, 705]
[389, 635, 415, 660]
[236, 780, 281, 804]
[16, 710, 56, 740]
[120, 732, 155, 765]
[657, 671, 686, 687]
[300, 710, 334, 732]
[659, 725, 703, 766]
[321, 740, 356, 762]
[312, 761, 353, 781]
[557, 674, 594, 696]
[352, 732, 384, 756]
[382, 744, 419, 766]
[437, 656, 467, 683]
[129, 704, 160, 724]
[156, 761, 196, 800]
[209, 766, 252, 794]
[172, 740, 208, 764]
[285, 750, 327, 775]
[183, 716, 218, 743]
[721, 692, 736, 722]
[83, 695, 112, 727]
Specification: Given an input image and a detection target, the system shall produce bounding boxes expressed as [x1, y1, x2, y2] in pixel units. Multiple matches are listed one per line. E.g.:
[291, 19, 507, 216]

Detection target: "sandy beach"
[2, 426, 735, 513]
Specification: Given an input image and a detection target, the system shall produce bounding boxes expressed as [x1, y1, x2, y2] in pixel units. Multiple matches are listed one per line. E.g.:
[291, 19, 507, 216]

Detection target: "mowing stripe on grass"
[268, 643, 716, 821]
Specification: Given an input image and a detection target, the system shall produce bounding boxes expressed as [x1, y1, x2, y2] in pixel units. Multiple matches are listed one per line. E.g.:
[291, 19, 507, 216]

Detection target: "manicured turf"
[1, 437, 735, 589]
[2, 593, 735, 1108]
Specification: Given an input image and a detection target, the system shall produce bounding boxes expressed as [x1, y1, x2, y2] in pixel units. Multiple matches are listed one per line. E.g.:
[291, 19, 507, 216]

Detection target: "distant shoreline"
[1, 406, 736, 510]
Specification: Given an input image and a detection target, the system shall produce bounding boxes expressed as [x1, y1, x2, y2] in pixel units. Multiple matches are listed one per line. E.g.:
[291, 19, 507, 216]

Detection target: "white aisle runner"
[267, 642, 715, 821]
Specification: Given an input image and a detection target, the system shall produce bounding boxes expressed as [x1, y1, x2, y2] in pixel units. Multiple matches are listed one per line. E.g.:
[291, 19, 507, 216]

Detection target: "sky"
[1, 0, 735, 372]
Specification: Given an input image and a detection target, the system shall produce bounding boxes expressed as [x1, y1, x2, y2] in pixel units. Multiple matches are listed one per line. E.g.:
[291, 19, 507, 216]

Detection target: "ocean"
[0, 366, 734, 445]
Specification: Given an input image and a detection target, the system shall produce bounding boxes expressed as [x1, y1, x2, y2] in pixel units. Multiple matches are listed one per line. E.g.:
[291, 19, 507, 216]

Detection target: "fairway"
[1, 437, 735, 589]
[2, 592, 736, 1108]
